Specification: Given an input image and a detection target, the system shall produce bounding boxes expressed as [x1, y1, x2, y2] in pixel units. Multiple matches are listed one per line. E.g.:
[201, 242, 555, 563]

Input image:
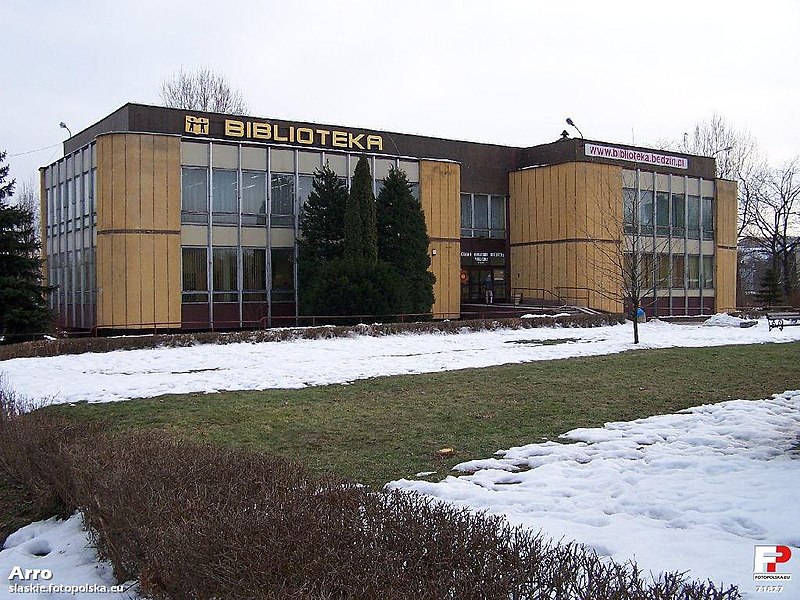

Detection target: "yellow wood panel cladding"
[715, 179, 738, 248]
[96, 133, 180, 234]
[96, 231, 181, 328]
[715, 247, 737, 313]
[419, 160, 460, 241]
[509, 163, 624, 313]
[95, 132, 181, 328]
[420, 160, 461, 319]
[429, 240, 460, 318]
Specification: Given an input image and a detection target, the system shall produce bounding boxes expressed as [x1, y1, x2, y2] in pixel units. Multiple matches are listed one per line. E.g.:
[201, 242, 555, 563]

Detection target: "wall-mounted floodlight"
[59, 122, 72, 137]
[566, 117, 584, 139]
[712, 146, 733, 156]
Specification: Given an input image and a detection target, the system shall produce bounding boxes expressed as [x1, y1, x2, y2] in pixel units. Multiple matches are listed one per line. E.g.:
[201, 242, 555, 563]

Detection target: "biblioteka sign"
[185, 115, 384, 151]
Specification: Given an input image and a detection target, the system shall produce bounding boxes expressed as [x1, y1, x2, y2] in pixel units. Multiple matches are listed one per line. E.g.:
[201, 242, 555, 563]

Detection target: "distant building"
[40, 103, 738, 331]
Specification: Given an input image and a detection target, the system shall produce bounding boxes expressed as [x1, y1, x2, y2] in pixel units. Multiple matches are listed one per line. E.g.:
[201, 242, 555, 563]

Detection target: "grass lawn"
[43, 342, 800, 489]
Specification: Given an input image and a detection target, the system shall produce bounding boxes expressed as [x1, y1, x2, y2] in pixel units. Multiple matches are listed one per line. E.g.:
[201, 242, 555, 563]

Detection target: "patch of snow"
[703, 313, 756, 328]
[3, 319, 799, 406]
[0, 513, 138, 598]
[388, 390, 800, 598]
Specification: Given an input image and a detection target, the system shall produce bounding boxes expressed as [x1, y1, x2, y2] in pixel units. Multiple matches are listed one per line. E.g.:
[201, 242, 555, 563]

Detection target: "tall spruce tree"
[377, 167, 435, 314]
[344, 155, 378, 264]
[297, 164, 348, 313]
[757, 268, 783, 306]
[0, 151, 52, 341]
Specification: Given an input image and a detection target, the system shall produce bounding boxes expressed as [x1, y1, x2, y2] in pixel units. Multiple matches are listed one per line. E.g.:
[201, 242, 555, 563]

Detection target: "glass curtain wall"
[180, 142, 420, 327]
[43, 143, 97, 329]
[622, 169, 715, 315]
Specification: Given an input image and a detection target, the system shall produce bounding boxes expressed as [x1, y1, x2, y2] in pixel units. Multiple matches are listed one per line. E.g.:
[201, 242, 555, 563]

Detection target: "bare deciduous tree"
[582, 169, 673, 344]
[14, 178, 39, 243]
[679, 113, 767, 239]
[749, 158, 800, 299]
[160, 67, 248, 115]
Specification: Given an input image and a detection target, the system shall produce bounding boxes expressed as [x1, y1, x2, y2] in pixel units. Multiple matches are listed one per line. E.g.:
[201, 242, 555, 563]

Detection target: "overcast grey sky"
[2, 0, 798, 187]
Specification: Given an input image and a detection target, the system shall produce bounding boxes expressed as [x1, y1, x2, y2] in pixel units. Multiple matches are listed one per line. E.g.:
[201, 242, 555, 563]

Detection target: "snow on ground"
[0, 514, 137, 599]
[389, 391, 800, 598]
[2, 317, 800, 405]
[2, 317, 799, 598]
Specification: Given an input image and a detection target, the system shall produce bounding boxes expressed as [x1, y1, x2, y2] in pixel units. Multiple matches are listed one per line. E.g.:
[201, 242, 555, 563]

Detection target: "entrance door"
[460, 267, 506, 303]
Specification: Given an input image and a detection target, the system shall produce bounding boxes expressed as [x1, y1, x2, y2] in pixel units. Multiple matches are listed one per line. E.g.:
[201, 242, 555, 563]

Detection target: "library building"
[40, 103, 737, 331]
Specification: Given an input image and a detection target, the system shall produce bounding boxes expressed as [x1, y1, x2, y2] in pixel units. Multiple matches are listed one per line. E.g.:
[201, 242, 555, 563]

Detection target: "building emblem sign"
[184, 114, 383, 151]
[585, 143, 688, 170]
[184, 115, 210, 135]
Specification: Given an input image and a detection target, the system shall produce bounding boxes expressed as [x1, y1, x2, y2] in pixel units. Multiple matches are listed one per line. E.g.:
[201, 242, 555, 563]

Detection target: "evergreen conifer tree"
[377, 167, 435, 314]
[297, 164, 348, 313]
[757, 267, 783, 306]
[0, 151, 52, 341]
[344, 155, 378, 264]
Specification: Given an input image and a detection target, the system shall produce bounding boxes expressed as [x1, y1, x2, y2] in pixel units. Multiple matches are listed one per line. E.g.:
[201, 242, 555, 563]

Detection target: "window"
[687, 195, 700, 239]
[271, 248, 294, 301]
[657, 254, 671, 289]
[271, 173, 295, 227]
[182, 247, 208, 303]
[460, 193, 506, 238]
[74, 174, 83, 230]
[687, 255, 700, 289]
[58, 183, 65, 233]
[182, 167, 208, 224]
[460, 193, 472, 237]
[66, 179, 74, 231]
[83, 171, 92, 228]
[623, 188, 636, 233]
[409, 182, 420, 201]
[641, 253, 655, 289]
[46, 188, 54, 238]
[298, 175, 314, 210]
[473, 194, 489, 237]
[212, 247, 238, 302]
[92, 168, 97, 225]
[671, 192, 685, 235]
[490, 195, 505, 239]
[656, 192, 669, 236]
[702, 256, 714, 289]
[243, 248, 267, 302]
[672, 254, 685, 288]
[639, 190, 654, 234]
[213, 169, 238, 225]
[702, 197, 714, 240]
[241, 171, 266, 225]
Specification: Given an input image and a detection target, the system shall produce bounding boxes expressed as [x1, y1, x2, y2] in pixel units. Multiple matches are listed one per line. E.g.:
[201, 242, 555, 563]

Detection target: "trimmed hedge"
[0, 314, 626, 361]
[0, 385, 739, 599]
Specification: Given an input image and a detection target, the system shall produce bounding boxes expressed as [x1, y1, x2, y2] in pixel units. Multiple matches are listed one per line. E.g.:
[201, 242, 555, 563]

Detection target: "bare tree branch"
[678, 112, 767, 239]
[14, 178, 39, 243]
[160, 67, 248, 115]
[749, 158, 800, 298]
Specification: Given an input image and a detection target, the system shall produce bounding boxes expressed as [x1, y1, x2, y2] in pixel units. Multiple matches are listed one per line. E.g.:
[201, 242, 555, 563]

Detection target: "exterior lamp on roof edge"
[566, 117, 584, 139]
[59, 122, 72, 137]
